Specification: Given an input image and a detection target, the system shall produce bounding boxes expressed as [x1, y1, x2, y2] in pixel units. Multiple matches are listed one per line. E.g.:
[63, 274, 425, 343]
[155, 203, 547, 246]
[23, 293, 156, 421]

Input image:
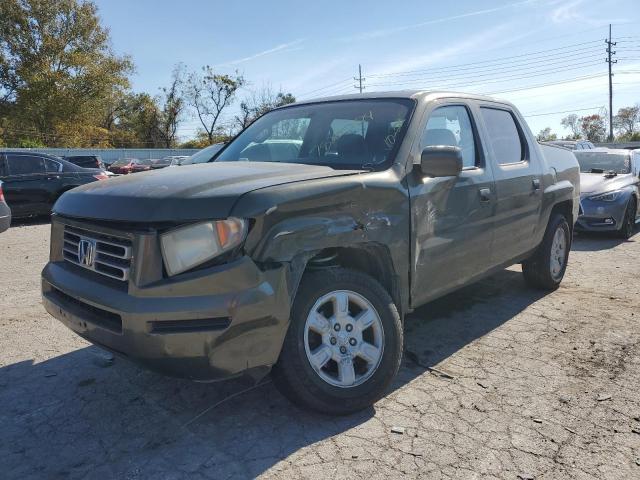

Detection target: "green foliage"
[537, 127, 557, 142]
[560, 114, 580, 139]
[16, 138, 45, 148]
[186, 67, 245, 142]
[0, 0, 133, 145]
[613, 104, 640, 139]
[235, 87, 296, 129]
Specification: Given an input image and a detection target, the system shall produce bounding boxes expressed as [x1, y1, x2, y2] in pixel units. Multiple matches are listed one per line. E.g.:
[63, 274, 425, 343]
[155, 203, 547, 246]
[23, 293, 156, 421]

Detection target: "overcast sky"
[94, 0, 640, 140]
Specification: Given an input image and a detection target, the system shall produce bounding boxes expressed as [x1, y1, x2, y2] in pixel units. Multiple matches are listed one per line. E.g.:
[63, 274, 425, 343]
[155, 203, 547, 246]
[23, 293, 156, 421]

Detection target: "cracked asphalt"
[1, 222, 639, 479]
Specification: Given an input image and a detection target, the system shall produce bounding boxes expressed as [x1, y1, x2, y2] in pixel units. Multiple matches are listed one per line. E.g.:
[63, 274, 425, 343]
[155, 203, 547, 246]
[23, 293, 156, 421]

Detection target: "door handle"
[532, 179, 541, 191]
[479, 188, 492, 202]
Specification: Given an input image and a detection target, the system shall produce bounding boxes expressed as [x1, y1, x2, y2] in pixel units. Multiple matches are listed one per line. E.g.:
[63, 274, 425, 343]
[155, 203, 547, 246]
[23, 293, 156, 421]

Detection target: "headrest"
[337, 134, 366, 155]
[424, 128, 457, 147]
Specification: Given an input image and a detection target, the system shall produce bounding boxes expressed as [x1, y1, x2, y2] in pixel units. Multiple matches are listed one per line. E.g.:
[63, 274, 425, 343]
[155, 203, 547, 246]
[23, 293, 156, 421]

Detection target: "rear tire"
[273, 268, 402, 415]
[522, 213, 571, 290]
[617, 198, 637, 239]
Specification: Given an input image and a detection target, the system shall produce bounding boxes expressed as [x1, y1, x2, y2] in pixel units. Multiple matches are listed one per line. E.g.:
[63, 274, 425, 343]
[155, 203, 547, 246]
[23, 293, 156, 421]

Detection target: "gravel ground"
[1, 221, 639, 480]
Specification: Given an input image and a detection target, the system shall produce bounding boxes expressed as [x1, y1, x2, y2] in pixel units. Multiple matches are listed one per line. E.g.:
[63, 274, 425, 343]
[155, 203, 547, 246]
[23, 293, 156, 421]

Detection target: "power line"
[366, 61, 605, 91]
[367, 40, 603, 78]
[365, 58, 604, 88]
[294, 39, 606, 102]
[296, 78, 353, 98]
[368, 43, 603, 79]
[523, 106, 605, 118]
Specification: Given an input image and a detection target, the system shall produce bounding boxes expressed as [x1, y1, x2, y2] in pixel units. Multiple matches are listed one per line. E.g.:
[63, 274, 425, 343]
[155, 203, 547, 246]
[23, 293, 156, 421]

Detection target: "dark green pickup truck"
[42, 91, 580, 414]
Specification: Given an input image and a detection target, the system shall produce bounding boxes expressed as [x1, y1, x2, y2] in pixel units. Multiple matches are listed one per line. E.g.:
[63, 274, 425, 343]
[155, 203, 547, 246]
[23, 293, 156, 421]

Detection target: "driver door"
[408, 101, 497, 307]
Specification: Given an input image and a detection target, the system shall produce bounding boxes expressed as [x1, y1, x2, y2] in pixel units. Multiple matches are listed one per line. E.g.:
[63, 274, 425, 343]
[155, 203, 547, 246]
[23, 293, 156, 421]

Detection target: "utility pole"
[606, 24, 617, 142]
[354, 64, 365, 93]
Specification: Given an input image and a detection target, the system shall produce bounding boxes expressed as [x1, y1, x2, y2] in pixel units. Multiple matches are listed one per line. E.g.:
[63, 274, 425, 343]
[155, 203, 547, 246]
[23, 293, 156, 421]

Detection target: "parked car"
[179, 143, 225, 165]
[108, 158, 140, 174]
[0, 151, 108, 218]
[0, 180, 11, 233]
[574, 148, 639, 238]
[546, 139, 596, 150]
[63, 155, 105, 170]
[150, 156, 189, 169]
[130, 158, 153, 173]
[42, 91, 579, 414]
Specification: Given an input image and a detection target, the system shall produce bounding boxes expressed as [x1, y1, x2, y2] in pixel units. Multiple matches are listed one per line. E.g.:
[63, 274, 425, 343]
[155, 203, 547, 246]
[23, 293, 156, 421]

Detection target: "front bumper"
[575, 196, 628, 232]
[42, 219, 292, 381]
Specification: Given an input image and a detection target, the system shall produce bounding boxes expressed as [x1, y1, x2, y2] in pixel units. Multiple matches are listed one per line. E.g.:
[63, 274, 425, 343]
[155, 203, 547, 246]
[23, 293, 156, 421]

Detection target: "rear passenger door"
[477, 105, 543, 265]
[409, 101, 497, 305]
[3, 154, 49, 216]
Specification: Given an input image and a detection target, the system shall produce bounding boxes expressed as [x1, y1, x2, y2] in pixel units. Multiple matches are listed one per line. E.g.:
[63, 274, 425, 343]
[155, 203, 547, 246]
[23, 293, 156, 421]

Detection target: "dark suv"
[0, 151, 107, 218]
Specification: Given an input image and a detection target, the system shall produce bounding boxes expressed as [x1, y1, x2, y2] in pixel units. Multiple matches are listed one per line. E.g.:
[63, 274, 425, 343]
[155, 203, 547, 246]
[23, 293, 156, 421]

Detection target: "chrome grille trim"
[62, 225, 132, 281]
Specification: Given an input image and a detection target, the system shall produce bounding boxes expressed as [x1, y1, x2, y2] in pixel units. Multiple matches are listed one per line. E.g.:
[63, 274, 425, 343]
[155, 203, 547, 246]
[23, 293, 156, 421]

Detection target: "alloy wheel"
[303, 290, 384, 388]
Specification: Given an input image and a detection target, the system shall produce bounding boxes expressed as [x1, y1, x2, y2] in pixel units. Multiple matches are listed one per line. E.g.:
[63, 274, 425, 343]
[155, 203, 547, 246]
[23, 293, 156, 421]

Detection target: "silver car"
[575, 148, 640, 238]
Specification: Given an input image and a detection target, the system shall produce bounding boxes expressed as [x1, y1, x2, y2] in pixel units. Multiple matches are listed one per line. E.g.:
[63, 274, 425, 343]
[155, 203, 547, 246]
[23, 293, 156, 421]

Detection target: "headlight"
[588, 190, 622, 202]
[160, 218, 247, 276]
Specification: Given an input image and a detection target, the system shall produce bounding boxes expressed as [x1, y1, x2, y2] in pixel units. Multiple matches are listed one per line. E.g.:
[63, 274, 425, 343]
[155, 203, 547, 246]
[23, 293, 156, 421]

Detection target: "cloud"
[548, 0, 624, 26]
[216, 39, 305, 66]
[341, 0, 540, 42]
[549, 0, 585, 23]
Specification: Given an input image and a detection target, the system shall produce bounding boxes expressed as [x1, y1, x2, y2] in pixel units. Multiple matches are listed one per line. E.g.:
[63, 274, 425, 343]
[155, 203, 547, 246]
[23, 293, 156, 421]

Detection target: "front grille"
[62, 225, 132, 281]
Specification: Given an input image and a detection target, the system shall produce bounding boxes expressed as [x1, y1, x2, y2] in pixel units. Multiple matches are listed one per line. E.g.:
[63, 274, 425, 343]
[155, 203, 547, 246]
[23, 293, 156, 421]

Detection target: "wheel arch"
[296, 244, 405, 319]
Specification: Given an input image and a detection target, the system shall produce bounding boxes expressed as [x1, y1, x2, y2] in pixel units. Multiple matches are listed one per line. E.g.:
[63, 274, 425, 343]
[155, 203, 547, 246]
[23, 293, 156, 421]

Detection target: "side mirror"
[420, 146, 463, 177]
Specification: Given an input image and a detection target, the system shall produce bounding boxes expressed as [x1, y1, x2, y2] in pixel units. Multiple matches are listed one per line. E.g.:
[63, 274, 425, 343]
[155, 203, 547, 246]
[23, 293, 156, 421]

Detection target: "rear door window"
[44, 159, 61, 173]
[6, 155, 46, 175]
[480, 108, 525, 165]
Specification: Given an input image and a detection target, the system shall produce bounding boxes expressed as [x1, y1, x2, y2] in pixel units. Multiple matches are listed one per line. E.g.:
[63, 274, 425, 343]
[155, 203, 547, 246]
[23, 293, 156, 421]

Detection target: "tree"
[613, 104, 640, 139]
[185, 66, 244, 142]
[0, 0, 133, 143]
[579, 114, 606, 142]
[560, 114, 580, 139]
[108, 93, 162, 148]
[235, 87, 296, 130]
[154, 64, 185, 148]
[537, 127, 557, 142]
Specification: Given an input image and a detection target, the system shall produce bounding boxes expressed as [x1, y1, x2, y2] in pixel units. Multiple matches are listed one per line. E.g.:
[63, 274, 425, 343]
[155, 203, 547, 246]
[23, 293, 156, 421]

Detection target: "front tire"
[617, 198, 637, 239]
[273, 268, 402, 415]
[522, 213, 571, 290]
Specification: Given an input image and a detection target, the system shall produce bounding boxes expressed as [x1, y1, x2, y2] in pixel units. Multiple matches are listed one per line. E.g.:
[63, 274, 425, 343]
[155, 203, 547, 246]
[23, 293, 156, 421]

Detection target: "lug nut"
[349, 338, 357, 346]
[330, 337, 337, 345]
[333, 323, 341, 332]
[339, 346, 347, 354]
[345, 324, 353, 332]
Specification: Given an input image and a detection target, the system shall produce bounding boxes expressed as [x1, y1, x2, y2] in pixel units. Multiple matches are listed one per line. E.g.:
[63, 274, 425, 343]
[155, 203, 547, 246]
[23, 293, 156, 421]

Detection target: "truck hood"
[54, 162, 362, 223]
[579, 172, 633, 197]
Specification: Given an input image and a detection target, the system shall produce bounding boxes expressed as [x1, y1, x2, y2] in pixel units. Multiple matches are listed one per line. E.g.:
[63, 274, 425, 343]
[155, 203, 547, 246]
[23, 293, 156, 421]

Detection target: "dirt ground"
[1, 221, 639, 480]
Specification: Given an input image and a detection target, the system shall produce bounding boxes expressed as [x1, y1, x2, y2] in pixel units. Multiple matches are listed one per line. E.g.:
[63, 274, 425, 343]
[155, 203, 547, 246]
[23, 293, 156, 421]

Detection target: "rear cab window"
[479, 107, 527, 165]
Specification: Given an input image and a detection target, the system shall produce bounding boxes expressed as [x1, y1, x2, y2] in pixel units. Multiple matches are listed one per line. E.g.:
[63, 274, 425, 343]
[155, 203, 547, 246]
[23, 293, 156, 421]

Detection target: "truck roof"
[289, 90, 512, 107]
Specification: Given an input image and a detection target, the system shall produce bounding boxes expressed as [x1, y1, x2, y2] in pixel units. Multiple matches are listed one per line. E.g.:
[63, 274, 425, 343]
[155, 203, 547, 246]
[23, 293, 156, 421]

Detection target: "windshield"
[183, 144, 225, 165]
[574, 151, 631, 174]
[216, 99, 415, 170]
